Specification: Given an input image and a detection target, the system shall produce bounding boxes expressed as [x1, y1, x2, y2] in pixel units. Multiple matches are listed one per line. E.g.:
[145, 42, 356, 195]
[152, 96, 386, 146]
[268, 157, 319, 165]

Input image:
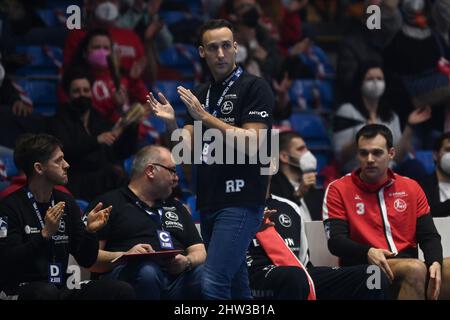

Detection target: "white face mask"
[403, 0, 425, 14]
[95, 2, 119, 22]
[440, 152, 450, 175]
[0, 62, 5, 88]
[299, 151, 317, 173]
[362, 79, 385, 99]
[235, 44, 247, 64]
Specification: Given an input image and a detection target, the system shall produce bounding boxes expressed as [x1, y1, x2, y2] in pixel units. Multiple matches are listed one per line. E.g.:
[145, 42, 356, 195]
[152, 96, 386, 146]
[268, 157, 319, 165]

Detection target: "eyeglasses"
[151, 163, 178, 176]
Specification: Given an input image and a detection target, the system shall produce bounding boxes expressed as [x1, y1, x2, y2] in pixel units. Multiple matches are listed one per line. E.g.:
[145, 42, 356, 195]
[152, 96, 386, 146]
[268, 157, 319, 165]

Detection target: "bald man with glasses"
[86, 145, 206, 299]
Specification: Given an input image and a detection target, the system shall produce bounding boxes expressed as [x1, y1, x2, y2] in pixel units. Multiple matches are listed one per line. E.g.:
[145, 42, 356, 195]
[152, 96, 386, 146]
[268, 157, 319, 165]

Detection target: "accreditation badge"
[48, 263, 62, 284]
[157, 230, 174, 250]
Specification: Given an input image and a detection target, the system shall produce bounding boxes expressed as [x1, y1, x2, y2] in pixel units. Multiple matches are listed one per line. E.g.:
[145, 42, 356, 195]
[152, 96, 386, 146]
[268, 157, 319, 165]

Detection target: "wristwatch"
[185, 257, 193, 272]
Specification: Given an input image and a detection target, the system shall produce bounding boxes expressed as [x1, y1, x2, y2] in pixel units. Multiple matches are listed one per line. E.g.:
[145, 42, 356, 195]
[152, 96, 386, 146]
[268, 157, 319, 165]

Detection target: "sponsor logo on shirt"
[164, 220, 184, 231]
[58, 219, 66, 233]
[248, 110, 269, 118]
[278, 214, 292, 228]
[165, 211, 179, 222]
[389, 191, 408, 198]
[394, 199, 407, 212]
[51, 234, 69, 245]
[219, 117, 235, 124]
[221, 101, 233, 114]
[224, 94, 237, 99]
[24, 225, 40, 234]
[115, 45, 136, 58]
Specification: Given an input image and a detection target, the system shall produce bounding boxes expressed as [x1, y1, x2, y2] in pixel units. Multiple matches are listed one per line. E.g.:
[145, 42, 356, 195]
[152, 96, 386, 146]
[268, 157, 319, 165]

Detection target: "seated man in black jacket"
[248, 175, 390, 300]
[48, 70, 139, 201]
[87, 145, 206, 300]
[0, 134, 134, 299]
[323, 124, 450, 299]
[420, 132, 450, 217]
[270, 131, 324, 221]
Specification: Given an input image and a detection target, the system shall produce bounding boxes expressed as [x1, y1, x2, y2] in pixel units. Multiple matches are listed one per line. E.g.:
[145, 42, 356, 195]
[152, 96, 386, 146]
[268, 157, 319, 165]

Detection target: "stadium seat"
[186, 195, 200, 223]
[153, 80, 194, 113]
[290, 112, 328, 139]
[289, 79, 333, 111]
[123, 155, 135, 177]
[158, 11, 190, 25]
[158, 44, 202, 80]
[44, 0, 82, 9]
[0, 150, 18, 178]
[36, 9, 66, 27]
[14, 79, 58, 115]
[15, 45, 62, 76]
[298, 44, 335, 80]
[415, 150, 435, 174]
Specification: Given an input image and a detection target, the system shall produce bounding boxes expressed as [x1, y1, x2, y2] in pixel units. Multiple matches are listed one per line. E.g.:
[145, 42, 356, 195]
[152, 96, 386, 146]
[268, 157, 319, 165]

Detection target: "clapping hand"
[42, 201, 65, 239]
[86, 202, 112, 233]
[146, 92, 175, 122]
[177, 86, 207, 121]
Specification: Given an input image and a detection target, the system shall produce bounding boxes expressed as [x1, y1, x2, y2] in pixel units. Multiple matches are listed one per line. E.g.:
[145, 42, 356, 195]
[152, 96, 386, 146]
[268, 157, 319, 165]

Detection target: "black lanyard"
[26, 189, 58, 263]
[134, 200, 164, 229]
[205, 66, 243, 116]
[26, 190, 55, 230]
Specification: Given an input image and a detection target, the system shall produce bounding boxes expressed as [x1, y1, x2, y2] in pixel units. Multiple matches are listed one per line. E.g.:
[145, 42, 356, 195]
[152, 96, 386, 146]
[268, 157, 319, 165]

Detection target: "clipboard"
[111, 249, 184, 264]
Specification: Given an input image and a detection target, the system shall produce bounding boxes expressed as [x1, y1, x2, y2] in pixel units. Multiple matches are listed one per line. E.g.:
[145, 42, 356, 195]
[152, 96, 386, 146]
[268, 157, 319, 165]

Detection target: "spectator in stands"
[224, 0, 284, 79]
[63, 28, 148, 123]
[432, 0, 450, 45]
[420, 132, 450, 217]
[248, 176, 390, 300]
[0, 133, 135, 300]
[0, 136, 72, 200]
[323, 124, 450, 299]
[63, 0, 147, 77]
[333, 61, 431, 176]
[88, 145, 205, 300]
[115, 0, 173, 84]
[49, 69, 138, 202]
[0, 53, 32, 116]
[270, 131, 324, 221]
[383, 0, 450, 147]
[337, 0, 401, 101]
[259, 0, 309, 55]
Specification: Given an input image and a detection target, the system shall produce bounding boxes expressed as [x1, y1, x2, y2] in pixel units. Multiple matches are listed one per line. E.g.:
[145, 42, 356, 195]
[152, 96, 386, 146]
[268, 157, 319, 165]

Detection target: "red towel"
[256, 219, 316, 300]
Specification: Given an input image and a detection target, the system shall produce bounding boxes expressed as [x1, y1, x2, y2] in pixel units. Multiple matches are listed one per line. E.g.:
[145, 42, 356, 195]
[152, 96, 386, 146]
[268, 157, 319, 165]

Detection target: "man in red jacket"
[323, 124, 450, 300]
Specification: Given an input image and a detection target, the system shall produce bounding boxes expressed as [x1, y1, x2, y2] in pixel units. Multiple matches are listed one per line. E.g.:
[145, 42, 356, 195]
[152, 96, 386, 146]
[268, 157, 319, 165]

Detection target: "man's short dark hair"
[14, 134, 63, 178]
[356, 124, 393, 149]
[279, 131, 303, 152]
[198, 19, 234, 46]
[62, 68, 93, 94]
[433, 132, 450, 152]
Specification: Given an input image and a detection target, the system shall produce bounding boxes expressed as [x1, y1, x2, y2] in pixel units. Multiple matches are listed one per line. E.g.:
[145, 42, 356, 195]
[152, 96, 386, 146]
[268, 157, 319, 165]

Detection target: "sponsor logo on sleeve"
[248, 110, 269, 118]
